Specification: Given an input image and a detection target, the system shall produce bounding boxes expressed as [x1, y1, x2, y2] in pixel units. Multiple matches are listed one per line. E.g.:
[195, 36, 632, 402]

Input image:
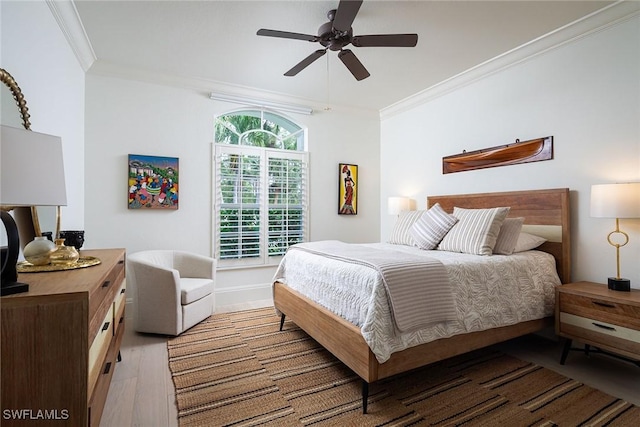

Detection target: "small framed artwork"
[128, 154, 179, 209]
[338, 163, 358, 215]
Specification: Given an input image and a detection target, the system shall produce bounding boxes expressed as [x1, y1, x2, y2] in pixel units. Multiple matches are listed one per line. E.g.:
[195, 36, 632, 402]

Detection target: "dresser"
[1, 248, 126, 426]
[556, 281, 640, 365]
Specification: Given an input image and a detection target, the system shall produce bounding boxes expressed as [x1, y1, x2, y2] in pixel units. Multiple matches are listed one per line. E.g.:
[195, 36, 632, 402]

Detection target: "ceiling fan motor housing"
[317, 20, 353, 51]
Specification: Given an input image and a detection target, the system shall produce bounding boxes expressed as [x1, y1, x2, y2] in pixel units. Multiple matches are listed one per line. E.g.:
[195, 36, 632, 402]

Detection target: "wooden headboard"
[427, 188, 571, 283]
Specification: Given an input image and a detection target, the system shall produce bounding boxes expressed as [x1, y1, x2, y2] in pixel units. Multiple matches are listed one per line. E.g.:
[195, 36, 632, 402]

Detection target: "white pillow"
[493, 217, 525, 255]
[513, 232, 547, 252]
[438, 206, 510, 255]
[388, 210, 424, 246]
[409, 203, 459, 250]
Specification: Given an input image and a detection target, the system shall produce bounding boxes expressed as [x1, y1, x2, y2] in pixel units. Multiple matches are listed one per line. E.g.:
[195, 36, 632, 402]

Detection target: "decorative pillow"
[409, 203, 459, 250]
[493, 217, 525, 255]
[438, 206, 510, 255]
[388, 210, 425, 246]
[513, 232, 547, 253]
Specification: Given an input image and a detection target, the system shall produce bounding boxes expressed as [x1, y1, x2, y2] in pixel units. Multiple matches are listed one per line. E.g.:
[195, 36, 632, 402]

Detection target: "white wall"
[84, 73, 380, 305]
[1, 1, 85, 237]
[381, 16, 640, 288]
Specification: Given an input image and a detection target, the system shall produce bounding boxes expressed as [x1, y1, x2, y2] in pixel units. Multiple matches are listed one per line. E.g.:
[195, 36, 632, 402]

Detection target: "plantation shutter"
[267, 154, 307, 257]
[215, 145, 308, 267]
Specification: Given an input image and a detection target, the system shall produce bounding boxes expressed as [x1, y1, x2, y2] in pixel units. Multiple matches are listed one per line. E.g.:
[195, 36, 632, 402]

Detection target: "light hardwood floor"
[100, 300, 640, 427]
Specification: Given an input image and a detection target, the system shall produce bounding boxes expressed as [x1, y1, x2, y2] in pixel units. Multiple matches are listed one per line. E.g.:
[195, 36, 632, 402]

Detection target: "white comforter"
[273, 243, 560, 363]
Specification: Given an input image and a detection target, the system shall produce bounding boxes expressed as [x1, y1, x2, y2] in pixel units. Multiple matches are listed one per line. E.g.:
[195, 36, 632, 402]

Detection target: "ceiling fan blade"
[257, 29, 318, 42]
[332, 0, 363, 32]
[338, 49, 370, 81]
[352, 34, 418, 47]
[284, 49, 327, 76]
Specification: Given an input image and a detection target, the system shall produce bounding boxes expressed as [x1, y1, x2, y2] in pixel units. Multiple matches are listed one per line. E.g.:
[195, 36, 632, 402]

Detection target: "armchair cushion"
[181, 278, 215, 305]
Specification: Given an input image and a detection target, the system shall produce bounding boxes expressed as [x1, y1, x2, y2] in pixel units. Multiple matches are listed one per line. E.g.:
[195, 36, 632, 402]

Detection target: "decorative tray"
[17, 256, 101, 273]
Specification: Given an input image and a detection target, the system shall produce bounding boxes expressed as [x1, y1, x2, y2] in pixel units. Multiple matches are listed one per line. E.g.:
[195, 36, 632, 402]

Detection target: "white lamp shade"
[590, 183, 640, 218]
[388, 196, 411, 215]
[1, 125, 67, 206]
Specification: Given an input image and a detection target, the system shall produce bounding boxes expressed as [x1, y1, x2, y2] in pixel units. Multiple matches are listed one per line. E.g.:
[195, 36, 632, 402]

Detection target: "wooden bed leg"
[279, 313, 286, 331]
[362, 380, 369, 414]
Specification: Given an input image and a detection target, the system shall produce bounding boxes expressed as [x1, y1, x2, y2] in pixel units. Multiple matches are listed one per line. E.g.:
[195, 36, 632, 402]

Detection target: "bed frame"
[273, 188, 571, 413]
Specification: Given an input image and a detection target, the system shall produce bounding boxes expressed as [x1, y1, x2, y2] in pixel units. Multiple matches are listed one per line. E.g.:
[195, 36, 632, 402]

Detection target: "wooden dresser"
[556, 281, 640, 364]
[1, 248, 126, 426]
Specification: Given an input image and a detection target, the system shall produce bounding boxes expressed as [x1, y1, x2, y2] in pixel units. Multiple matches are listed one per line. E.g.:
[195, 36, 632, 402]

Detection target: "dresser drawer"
[113, 280, 126, 335]
[559, 292, 640, 330]
[88, 307, 113, 396]
[89, 258, 125, 344]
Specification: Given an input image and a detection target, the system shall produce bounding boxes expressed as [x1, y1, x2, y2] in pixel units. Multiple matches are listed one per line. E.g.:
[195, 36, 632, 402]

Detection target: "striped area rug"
[167, 307, 639, 426]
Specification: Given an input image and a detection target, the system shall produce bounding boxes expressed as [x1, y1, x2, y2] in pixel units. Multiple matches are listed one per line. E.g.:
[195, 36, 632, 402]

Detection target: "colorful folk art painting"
[128, 154, 179, 209]
[338, 163, 357, 215]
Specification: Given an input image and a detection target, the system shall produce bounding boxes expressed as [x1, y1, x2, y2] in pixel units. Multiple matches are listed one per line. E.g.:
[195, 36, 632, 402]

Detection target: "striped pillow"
[438, 207, 510, 255]
[409, 203, 459, 250]
[388, 210, 425, 246]
[493, 217, 525, 255]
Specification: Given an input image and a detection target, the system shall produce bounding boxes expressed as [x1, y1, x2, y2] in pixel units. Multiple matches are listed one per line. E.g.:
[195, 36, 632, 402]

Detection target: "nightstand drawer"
[559, 313, 640, 355]
[559, 292, 640, 330]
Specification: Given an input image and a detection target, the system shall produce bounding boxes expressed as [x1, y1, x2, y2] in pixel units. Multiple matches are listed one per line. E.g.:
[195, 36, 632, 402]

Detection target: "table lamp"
[590, 182, 640, 292]
[1, 125, 67, 296]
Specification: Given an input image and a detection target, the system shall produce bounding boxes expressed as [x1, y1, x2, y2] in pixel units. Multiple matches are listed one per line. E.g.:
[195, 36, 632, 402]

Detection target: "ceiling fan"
[257, 0, 418, 81]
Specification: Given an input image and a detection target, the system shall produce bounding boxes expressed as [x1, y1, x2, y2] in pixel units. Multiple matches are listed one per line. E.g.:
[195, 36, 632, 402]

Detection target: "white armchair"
[128, 250, 216, 335]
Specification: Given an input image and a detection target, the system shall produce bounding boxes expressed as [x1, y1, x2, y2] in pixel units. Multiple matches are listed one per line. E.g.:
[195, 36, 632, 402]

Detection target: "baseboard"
[215, 282, 273, 308]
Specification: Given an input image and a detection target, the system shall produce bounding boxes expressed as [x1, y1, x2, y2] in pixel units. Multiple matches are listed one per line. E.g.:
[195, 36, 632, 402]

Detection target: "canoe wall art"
[442, 136, 553, 174]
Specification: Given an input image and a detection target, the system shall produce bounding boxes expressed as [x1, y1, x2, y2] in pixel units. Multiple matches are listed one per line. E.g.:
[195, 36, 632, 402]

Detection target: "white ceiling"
[74, 0, 614, 111]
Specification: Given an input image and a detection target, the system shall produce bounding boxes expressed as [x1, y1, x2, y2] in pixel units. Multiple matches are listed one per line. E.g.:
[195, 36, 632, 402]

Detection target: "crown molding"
[46, 0, 96, 72]
[380, 1, 640, 121]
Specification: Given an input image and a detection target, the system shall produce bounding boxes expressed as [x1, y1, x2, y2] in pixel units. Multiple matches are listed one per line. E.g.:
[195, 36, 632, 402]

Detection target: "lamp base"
[608, 277, 630, 292]
[1, 281, 29, 296]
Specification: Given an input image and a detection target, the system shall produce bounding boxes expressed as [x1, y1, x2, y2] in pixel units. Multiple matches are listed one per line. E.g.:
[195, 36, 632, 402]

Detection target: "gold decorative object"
[0, 68, 31, 130]
[17, 256, 101, 273]
[49, 238, 80, 265]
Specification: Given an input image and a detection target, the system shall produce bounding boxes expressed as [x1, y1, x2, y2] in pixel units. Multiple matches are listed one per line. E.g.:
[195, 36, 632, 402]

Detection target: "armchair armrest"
[173, 251, 216, 279]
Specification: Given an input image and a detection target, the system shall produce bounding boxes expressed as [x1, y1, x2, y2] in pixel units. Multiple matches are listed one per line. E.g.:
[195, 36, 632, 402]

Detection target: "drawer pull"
[103, 362, 112, 375]
[592, 322, 616, 331]
[102, 280, 111, 288]
[118, 259, 124, 264]
[593, 301, 615, 309]
[102, 321, 111, 332]
[120, 288, 126, 294]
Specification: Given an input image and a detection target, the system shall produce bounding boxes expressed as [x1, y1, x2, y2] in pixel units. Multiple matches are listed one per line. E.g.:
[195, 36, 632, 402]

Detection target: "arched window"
[213, 109, 308, 267]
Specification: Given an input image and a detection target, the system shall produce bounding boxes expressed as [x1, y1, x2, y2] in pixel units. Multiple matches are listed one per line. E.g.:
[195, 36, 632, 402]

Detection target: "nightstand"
[556, 281, 640, 366]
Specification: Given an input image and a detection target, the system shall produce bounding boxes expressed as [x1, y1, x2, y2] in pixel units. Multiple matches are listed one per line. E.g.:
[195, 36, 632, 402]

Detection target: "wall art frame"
[338, 163, 358, 215]
[128, 154, 179, 209]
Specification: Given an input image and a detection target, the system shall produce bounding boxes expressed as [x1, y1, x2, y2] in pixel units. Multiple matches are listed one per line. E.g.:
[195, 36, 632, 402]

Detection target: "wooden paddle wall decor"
[443, 136, 553, 174]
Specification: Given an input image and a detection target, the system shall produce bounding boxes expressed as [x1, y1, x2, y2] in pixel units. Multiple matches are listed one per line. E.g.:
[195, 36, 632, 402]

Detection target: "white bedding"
[273, 243, 560, 363]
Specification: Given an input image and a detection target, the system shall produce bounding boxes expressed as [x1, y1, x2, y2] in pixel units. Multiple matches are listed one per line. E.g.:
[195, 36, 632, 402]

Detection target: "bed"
[273, 188, 571, 413]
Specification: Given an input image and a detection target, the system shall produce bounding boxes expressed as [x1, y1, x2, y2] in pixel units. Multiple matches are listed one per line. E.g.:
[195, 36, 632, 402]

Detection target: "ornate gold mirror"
[1, 68, 60, 247]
